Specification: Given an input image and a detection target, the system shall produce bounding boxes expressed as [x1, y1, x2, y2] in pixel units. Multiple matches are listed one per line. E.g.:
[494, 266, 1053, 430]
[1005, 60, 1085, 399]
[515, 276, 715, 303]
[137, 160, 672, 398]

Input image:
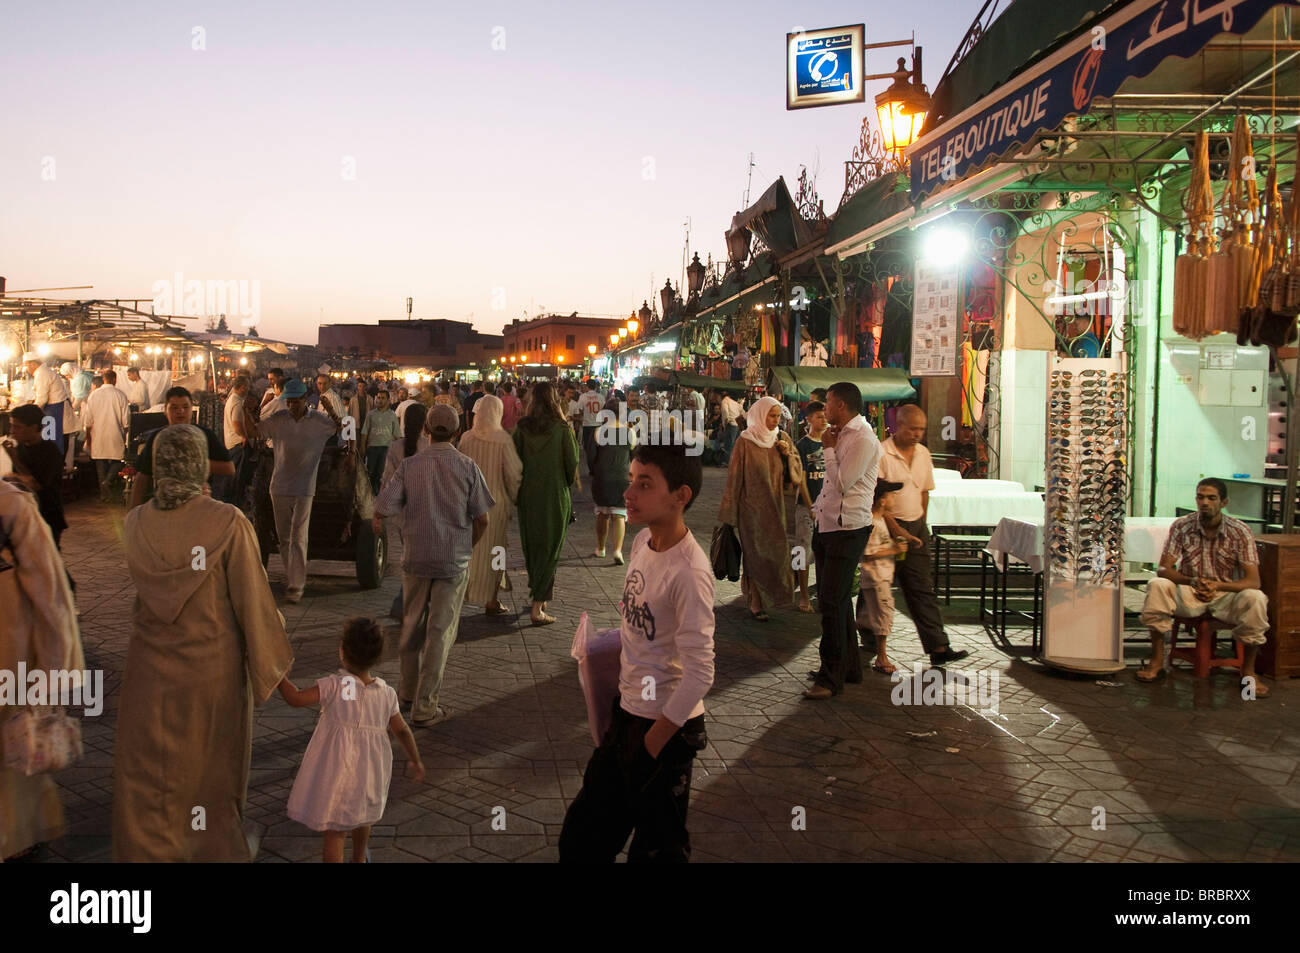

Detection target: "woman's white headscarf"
[152, 424, 208, 510]
[468, 393, 512, 445]
[740, 395, 782, 449]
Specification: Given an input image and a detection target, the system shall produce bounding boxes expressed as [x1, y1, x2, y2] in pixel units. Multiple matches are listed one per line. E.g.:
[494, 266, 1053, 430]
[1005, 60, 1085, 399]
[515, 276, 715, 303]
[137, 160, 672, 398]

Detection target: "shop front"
[825, 0, 1300, 672]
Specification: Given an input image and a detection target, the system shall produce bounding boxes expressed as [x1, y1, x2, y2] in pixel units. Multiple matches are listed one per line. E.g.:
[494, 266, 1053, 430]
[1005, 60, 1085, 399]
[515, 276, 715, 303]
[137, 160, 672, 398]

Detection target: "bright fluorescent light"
[920, 226, 970, 265]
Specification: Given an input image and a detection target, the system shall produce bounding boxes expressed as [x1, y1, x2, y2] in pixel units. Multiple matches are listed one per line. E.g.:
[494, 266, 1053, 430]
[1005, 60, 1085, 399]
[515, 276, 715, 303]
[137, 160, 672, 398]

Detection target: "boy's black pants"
[559, 698, 707, 863]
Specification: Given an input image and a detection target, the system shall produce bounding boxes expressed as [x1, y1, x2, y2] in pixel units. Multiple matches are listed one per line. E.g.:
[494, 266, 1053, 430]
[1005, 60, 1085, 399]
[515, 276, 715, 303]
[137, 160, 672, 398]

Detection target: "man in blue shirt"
[374, 404, 494, 727]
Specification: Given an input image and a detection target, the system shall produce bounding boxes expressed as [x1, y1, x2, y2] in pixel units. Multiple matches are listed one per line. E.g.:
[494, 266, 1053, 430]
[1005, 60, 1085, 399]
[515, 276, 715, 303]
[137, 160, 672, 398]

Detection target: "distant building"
[318, 319, 503, 373]
[501, 313, 627, 370]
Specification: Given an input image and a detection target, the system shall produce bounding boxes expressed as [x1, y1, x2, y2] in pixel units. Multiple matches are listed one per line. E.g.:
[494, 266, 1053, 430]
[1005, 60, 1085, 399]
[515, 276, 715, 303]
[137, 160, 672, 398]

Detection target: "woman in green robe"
[513, 381, 579, 625]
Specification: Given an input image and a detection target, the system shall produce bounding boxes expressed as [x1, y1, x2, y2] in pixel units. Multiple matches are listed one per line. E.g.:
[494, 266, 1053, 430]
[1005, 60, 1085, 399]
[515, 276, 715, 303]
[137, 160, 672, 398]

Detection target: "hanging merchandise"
[1285, 124, 1300, 315]
[1231, 114, 1260, 315]
[1204, 114, 1259, 335]
[1173, 131, 1214, 339]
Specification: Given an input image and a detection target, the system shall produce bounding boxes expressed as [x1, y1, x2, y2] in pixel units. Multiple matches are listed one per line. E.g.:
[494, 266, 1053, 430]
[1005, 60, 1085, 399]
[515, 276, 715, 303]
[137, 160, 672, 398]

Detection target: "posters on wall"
[910, 261, 959, 376]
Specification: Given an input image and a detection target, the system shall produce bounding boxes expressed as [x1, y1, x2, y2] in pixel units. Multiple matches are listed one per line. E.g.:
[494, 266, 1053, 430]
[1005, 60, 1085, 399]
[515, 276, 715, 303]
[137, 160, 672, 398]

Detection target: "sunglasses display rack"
[1041, 355, 1127, 674]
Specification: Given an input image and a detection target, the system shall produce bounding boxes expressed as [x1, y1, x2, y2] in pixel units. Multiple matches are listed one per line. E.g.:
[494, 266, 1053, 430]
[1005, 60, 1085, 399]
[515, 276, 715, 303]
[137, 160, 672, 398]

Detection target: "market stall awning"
[826, 172, 912, 251]
[729, 177, 812, 257]
[907, 0, 1294, 201]
[768, 365, 917, 403]
[671, 370, 749, 394]
[696, 256, 779, 319]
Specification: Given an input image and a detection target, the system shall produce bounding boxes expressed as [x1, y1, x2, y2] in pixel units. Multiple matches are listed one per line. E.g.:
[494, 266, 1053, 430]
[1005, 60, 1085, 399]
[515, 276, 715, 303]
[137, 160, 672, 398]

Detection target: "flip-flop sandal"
[872, 662, 898, 675]
[1134, 668, 1165, 682]
[797, 603, 814, 613]
[531, 614, 557, 626]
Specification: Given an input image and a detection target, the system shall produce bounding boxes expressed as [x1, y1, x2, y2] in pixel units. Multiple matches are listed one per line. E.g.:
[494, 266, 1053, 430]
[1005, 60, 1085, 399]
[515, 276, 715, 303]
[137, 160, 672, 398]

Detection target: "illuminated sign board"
[786, 25, 864, 110]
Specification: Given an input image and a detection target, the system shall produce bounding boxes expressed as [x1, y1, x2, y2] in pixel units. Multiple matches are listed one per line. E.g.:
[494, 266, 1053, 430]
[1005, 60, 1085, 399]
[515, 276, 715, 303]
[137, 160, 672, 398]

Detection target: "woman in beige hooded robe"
[0, 479, 84, 860]
[456, 394, 523, 614]
[718, 396, 802, 619]
[113, 425, 293, 861]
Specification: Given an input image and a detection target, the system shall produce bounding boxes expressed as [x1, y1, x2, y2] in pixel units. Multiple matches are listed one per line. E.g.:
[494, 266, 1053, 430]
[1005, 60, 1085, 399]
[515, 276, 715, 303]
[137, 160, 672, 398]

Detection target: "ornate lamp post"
[686, 252, 706, 312]
[874, 55, 931, 160]
[659, 278, 679, 324]
[725, 223, 751, 271]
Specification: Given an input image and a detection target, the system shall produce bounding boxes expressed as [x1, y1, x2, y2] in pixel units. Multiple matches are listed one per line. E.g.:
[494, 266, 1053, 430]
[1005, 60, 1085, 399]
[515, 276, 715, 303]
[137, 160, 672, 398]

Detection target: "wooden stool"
[1168, 616, 1244, 678]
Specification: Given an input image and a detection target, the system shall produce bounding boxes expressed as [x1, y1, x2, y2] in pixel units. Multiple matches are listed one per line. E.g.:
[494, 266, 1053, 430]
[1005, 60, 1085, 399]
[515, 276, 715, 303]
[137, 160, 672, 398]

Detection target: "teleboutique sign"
[908, 0, 1294, 201]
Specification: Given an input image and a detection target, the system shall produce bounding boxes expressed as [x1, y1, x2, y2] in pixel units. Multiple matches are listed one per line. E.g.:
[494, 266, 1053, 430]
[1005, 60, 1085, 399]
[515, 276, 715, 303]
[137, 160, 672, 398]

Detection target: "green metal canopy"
[768, 366, 916, 403]
[827, 173, 911, 247]
[630, 371, 748, 394]
[672, 370, 748, 394]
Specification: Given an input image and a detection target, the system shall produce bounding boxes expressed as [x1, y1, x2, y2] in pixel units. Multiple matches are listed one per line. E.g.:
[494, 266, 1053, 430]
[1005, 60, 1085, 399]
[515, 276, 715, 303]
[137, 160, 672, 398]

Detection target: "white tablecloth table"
[926, 491, 1045, 528]
[933, 468, 964, 483]
[933, 479, 1029, 495]
[985, 516, 1177, 574]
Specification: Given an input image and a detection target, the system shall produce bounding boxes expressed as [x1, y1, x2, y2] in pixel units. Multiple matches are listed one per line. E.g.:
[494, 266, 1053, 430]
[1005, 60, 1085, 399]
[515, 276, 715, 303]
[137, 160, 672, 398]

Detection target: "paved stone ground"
[38, 466, 1300, 863]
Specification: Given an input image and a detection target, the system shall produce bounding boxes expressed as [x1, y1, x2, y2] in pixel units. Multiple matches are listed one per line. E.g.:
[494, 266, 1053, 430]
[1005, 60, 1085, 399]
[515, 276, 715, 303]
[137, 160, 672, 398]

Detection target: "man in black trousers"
[880, 404, 969, 667]
[805, 382, 882, 700]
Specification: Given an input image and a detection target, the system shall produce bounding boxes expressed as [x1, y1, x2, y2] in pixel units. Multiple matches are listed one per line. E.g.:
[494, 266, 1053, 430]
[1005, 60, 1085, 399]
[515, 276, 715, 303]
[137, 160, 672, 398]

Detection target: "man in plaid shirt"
[1136, 478, 1269, 696]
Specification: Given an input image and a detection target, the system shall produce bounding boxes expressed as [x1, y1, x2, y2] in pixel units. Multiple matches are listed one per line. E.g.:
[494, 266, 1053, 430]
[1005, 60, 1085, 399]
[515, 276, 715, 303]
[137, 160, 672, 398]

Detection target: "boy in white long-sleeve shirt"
[560, 443, 714, 863]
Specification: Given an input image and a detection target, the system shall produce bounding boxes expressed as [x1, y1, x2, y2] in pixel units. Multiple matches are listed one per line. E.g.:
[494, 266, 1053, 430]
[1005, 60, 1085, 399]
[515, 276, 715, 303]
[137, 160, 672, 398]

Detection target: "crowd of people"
[2, 352, 1276, 865]
[0, 360, 996, 862]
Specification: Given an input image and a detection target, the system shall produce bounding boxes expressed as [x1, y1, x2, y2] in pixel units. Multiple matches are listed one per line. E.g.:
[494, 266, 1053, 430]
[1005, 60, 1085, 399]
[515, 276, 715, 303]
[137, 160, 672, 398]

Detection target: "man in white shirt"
[579, 380, 605, 476]
[565, 385, 582, 433]
[249, 379, 341, 603]
[879, 404, 969, 667]
[60, 362, 87, 470]
[559, 443, 713, 863]
[682, 385, 706, 433]
[719, 392, 744, 464]
[259, 368, 285, 412]
[120, 366, 148, 410]
[83, 370, 130, 503]
[222, 376, 251, 504]
[22, 352, 71, 454]
[805, 382, 882, 700]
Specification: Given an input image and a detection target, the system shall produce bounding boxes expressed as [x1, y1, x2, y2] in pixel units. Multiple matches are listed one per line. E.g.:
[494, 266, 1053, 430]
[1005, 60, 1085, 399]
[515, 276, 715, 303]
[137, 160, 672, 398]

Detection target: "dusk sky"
[1, 1, 974, 344]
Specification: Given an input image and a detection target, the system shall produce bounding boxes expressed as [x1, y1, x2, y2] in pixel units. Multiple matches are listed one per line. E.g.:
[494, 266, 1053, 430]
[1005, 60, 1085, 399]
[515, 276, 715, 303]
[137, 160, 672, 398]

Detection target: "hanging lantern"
[726, 223, 752, 265]
[875, 57, 931, 156]
[659, 278, 676, 319]
[687, 252, 706, 295]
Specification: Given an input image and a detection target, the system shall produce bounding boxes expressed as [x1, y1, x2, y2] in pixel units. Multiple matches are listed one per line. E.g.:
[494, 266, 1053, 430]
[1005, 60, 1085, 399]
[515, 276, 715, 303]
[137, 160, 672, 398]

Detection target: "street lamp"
[609, 333, 619, 346]
[875, 56, 931, 157]
[687, 252, 706, 296]
[627, 318, 639, 336]
[726, 223, 752, 267]
[618, 328, 627, 340]
[638, 300, 652, 329]
[587, 344, 597, 355]
[659, 278, 677, 323]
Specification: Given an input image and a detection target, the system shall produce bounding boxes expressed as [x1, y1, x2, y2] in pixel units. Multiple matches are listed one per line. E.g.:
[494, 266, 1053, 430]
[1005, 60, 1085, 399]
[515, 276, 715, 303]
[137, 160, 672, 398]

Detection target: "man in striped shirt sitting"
[1136, 478, 1269, 696]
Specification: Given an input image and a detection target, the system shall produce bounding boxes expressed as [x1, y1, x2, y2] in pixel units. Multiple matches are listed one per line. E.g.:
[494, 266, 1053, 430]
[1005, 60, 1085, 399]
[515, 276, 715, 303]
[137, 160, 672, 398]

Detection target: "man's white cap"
[60, 361, 77, 376]
[21, 351, 40, 363]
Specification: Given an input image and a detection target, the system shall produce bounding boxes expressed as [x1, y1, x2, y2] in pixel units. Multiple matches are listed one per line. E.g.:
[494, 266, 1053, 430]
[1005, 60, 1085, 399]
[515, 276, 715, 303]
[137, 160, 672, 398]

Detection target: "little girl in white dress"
[279, 617, 425, 862]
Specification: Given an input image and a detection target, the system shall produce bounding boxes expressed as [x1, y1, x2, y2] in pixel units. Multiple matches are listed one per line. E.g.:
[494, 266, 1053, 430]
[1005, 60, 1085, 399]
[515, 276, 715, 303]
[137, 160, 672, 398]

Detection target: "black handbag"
[711, 523, 742, 582]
